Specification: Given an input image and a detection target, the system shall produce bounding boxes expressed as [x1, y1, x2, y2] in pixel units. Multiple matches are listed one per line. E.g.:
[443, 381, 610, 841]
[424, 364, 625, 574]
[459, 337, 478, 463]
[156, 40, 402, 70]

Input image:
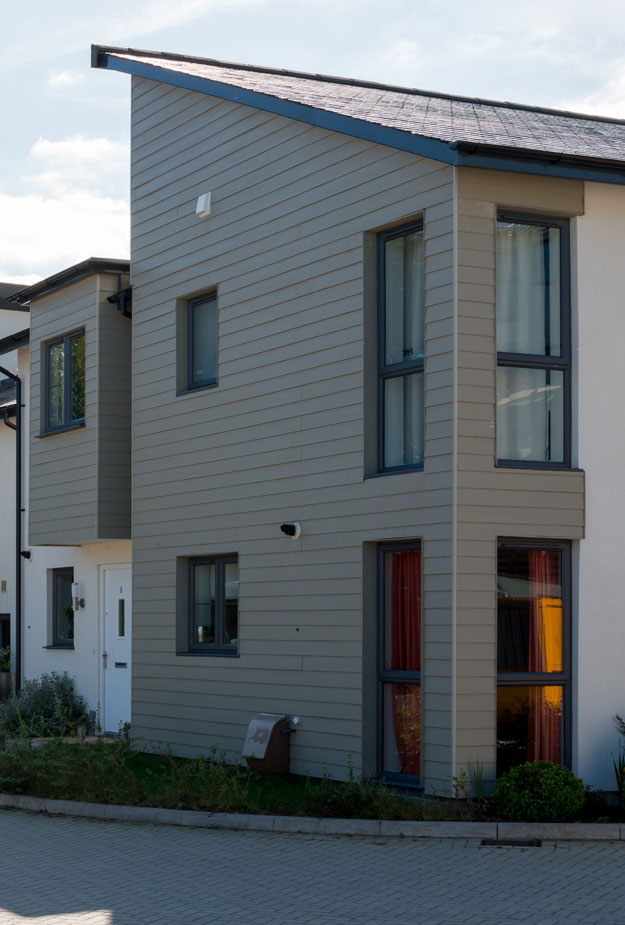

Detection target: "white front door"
[103, 566, 132, 734]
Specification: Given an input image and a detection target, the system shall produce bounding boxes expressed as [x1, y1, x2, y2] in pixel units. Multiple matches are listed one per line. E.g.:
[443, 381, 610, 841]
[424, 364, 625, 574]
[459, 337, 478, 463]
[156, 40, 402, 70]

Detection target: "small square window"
[45, 331, 85, 431]
[52, 568, 74, 648]
[188, 293, 217, 390]
[188, 556, 238, 655]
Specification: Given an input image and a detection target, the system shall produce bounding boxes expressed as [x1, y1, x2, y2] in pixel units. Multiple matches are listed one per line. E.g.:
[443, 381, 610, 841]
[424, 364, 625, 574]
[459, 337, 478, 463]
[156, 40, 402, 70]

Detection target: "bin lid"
[243, 713, 287, 759]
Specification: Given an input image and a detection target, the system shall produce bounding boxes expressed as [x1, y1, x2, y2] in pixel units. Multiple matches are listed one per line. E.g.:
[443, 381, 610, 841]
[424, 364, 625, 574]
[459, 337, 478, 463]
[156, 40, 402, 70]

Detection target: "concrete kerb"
[0, 792, 623, 841]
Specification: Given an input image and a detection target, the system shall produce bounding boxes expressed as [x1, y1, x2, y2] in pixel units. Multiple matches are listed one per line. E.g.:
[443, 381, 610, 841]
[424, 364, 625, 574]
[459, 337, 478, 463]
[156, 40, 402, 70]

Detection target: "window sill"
[176, 381, 218, 397]
[37, 421, 85, 439]
[43, 645, 74, 650]
[176, 650, 239, 658]
[495, 460, 582, 472]
[364, 466, 424, 480]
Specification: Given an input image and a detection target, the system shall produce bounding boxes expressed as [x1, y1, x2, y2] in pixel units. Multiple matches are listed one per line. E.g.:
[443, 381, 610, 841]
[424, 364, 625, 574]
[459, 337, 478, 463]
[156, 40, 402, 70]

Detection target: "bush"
[494, 761, 585, 822]
[0, 671, 88, 738]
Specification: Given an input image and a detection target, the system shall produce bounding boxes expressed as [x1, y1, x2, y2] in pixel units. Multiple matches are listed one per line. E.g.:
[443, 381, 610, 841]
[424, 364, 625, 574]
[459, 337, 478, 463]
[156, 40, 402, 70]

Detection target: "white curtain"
[497, 223, 560, 356]
[497, 367, 564, 462]
[384, 373, 424, 467]
[385, 231, 424, 366]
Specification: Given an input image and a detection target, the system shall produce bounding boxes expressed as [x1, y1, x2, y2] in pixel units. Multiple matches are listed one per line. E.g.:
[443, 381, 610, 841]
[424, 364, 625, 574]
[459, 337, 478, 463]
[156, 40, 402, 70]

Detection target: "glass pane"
[497, 685, 563, 775]
[383, 549, 421, 672]
[191, 298, 217, 386]
[498, 547, 562, 673]
[223, 562, 239, 646]
[70, 333, 85, 422]
[384, 230, 424, 366]
[193, 563, 215, 644]
[55, 572, 74, 641]
[48, 342, 65, 428]
[383, 683, 421, 777]
[497, 366, 564, 462]
[497, 222, 561, 356]
[118, 599, 126, 638]
[384, 372, 424, 468]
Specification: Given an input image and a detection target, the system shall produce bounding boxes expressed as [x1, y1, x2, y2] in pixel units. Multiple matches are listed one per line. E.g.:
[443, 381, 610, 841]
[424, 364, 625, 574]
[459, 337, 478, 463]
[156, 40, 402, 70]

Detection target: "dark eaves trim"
[0, 298, 29, 313]
[10, 257, 130, 305]
[93, 48, 625, 186]
[0, 329, 29, 357]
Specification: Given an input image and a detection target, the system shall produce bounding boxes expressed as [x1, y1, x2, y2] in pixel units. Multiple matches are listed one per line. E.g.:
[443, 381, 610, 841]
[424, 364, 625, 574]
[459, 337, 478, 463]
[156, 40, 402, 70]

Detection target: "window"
[189, 556, 238, 655]
[378, 544, 422, 783]
[378, 224, 424, 471]
[496, 215, 570, 466]
[497, 542, 570, 776]
[45, 330, 85, 432]
[52, 568, 74, 648]
[188, 293, 217, 390]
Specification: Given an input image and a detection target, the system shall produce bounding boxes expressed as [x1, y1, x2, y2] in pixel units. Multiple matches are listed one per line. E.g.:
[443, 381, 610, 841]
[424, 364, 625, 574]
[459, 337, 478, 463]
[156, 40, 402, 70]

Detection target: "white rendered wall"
[20, 343, 131, 713]
[575, 181, 625, 790]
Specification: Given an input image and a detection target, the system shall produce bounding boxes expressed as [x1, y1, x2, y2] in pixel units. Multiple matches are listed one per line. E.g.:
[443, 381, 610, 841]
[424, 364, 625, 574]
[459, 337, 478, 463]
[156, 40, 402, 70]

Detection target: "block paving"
[1, 809, 624, 924]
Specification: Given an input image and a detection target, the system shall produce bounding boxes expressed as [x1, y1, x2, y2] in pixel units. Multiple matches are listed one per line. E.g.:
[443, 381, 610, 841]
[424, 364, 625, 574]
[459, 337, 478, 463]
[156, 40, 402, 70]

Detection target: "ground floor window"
[378, 543, 422, 783]
[189, 556, 239, 655]
[52, 567, 74, 648]
[497, 541, 570, 775]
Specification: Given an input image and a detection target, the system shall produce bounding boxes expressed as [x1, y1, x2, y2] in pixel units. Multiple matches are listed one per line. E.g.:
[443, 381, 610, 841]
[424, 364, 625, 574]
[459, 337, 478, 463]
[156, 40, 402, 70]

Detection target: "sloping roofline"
[10, 257, 130, 305]
[92, 44, 625, 185]
[0, 328, 29, 356]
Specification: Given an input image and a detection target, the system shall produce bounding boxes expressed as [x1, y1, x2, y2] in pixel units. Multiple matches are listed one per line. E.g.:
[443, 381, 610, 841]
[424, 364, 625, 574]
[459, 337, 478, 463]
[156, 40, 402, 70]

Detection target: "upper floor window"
[496, 215, 570, 467]
[378, 223, 424, 471]
[45, 330, 85, 432]
[188, 293, 217, 390]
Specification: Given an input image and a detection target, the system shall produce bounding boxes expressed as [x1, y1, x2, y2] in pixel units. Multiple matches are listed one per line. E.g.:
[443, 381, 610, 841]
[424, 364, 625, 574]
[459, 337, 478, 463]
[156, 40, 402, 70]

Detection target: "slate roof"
[94, 47, 625, 168]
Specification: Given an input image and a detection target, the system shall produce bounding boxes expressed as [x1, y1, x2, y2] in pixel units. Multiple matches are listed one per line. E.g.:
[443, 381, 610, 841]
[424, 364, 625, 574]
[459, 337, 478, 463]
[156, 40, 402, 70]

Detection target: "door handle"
[102, 651, 109, 667]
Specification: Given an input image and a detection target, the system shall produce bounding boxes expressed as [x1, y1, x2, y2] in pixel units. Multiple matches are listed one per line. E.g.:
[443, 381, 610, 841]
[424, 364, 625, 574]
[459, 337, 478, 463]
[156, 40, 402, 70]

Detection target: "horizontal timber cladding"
[130, 76, 455, 788]
[28, 273, 131, 546]
[453, 168, 585, 787]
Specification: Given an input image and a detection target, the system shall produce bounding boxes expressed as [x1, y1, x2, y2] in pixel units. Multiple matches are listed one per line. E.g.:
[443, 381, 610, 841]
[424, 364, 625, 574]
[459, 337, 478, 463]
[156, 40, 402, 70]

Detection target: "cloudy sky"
[2, 0, 625, 283]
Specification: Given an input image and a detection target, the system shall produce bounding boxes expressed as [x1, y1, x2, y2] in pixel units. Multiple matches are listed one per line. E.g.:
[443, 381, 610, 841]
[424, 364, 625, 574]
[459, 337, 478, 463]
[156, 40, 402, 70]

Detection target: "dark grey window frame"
[496, 538, 571, 773]
[188, 555, 238, 656]
[496, 213, 571, 470]
[52, 567, 74, 649]
[187, 292, 218, 392]
[377, 221, 425, 474]
[44, 329, 86, 433]
[377, 540, 422, 789]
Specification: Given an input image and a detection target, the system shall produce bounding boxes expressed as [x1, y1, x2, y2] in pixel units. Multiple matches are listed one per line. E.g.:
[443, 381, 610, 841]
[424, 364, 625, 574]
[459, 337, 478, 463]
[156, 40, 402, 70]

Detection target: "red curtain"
[390, 550, 421, 775]
[527, 550, 562, 763]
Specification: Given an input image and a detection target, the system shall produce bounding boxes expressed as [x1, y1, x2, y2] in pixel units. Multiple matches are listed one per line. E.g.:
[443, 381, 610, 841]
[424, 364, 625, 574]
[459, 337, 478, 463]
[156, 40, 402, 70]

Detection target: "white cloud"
[0, 190, 129, 278]
[30, 134, 127, 167]
[560, 60, 625, 118]
[48, 69, 85, 88]
[0, 273, 42, 286]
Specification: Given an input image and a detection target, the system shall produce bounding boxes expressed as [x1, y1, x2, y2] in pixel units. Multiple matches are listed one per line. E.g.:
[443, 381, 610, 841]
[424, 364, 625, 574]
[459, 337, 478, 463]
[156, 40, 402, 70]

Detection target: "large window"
[497, 542, 570, 776]
[52, 568, 74, 648]
[378, 224, 424, 471]
[45, 331, 85, 432]
[189, 556, 238, 655]
[496, 215, 570, 467]
[378, 544, 422, 783]
[187, 293, 217, 390]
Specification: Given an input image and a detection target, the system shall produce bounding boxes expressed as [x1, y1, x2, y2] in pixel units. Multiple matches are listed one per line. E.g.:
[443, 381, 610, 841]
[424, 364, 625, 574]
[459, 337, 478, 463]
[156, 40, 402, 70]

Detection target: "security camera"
[280, 522, 301, 539]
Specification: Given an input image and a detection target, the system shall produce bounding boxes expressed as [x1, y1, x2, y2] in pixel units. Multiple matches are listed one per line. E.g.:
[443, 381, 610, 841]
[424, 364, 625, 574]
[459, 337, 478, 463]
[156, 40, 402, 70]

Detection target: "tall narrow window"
[188, 293, 217, 390]
[189, 556, 238, 655]
[378, 224, 424, 471]
[52, 567, 74, 648]
[497, 542, 570, 776]
[45, 331, 85, 432]
[379, 544, 422, 782]
[496, 215, 570, 466]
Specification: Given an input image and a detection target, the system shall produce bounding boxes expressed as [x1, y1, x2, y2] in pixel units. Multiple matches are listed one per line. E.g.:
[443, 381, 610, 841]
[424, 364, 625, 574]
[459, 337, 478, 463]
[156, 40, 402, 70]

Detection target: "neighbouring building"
[9, 259, 132, 733]
[12, 45, 625, 795]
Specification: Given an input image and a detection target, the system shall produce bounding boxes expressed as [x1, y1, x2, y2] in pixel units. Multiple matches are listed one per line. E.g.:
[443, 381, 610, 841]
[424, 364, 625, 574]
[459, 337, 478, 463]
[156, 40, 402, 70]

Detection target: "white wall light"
[196, 192, 212, 219]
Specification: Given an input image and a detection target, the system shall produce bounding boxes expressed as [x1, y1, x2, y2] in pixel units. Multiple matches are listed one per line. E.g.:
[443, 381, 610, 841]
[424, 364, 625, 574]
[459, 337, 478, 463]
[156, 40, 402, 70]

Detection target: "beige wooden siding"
[29, 273, 131, 546]
[130, 76, 455, 787]
[453, 168, 585, 785]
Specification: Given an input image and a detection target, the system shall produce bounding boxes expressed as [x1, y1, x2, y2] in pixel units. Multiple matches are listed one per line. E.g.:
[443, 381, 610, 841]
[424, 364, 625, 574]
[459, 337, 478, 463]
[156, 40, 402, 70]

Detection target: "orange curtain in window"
[390, 549, 421, 775]
[528, 550, 562, 762]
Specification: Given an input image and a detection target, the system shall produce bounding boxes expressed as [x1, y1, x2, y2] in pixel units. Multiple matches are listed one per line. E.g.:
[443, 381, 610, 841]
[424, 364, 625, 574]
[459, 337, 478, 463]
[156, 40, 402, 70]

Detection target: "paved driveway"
[1, 809, 624, 924]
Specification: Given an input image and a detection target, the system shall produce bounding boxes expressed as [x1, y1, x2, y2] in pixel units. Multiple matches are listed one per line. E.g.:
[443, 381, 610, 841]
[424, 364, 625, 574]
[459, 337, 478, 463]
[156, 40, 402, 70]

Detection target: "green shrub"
[0, 647, 11, 673]
[494, 761, 584, 822]
[0, 671, 88, 738]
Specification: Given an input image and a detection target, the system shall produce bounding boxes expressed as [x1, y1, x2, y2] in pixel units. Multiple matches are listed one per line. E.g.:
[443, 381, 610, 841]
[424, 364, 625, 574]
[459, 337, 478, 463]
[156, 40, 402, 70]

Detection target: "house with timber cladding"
[87, 45, 625, 794]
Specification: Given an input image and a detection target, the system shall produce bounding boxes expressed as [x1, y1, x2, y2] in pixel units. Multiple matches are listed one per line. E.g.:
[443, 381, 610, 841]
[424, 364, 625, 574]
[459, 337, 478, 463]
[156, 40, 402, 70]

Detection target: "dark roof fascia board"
[0, 329, 29, 356]
[10, 258, 130, 305]
[95, 52, 458, 166]
[96, 49, 625, 186]
[0, 298, 29, 313]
